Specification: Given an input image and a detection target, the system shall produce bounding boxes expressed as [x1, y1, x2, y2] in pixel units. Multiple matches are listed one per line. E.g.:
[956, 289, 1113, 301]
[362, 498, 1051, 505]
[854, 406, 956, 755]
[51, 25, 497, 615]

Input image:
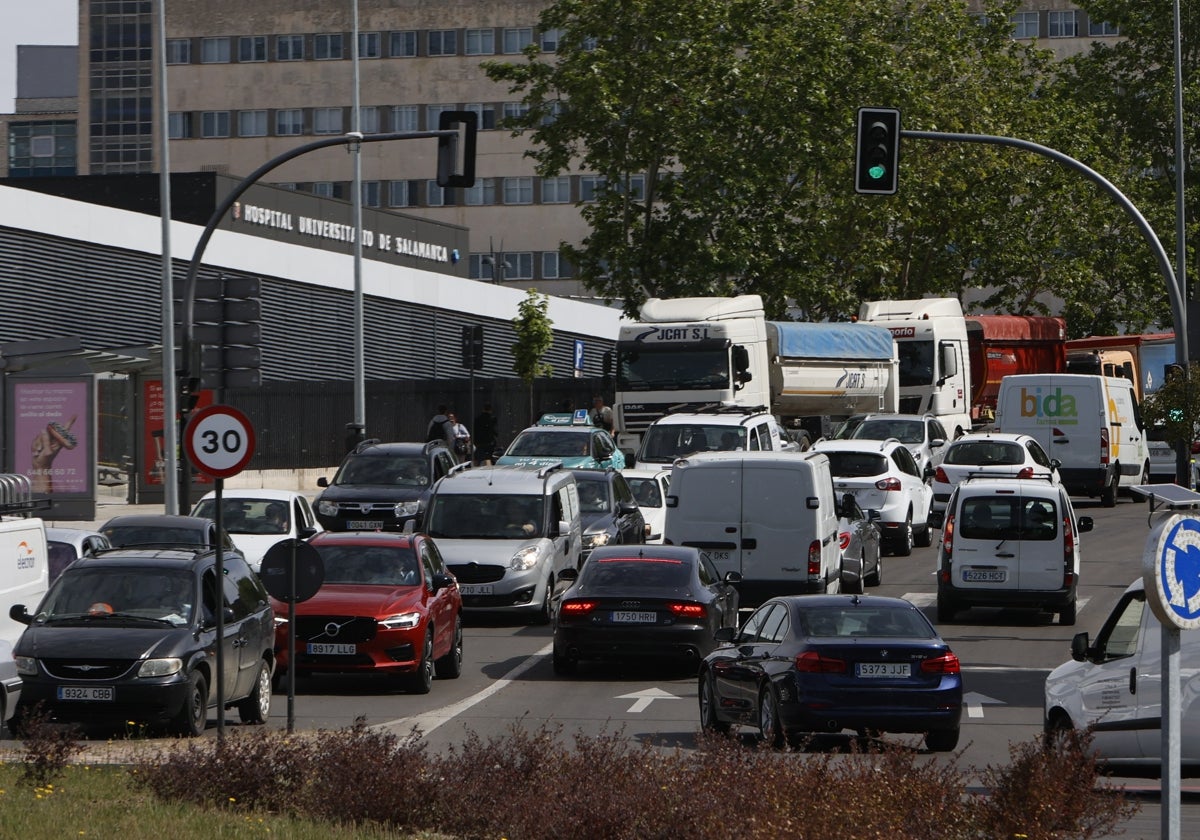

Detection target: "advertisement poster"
[13, 380, 91, 496]
[143, 380, 214, 486]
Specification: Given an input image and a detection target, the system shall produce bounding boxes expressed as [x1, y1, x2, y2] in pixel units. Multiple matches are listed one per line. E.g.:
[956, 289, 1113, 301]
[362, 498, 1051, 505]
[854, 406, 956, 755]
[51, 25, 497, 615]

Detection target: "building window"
[463, 103, 497, 130]
[315, 33, 344, 60]
[540, 101, 564, 126]
[465, 28, 494, 56]
[503, 176, 534, 205]
[167, 112, 190, 139]
[427, 104, 457, 129]
[427, 181, 456, 206]
[388, 180, 415, 207]
[390, 31, 417, 57]
[358, 32, 381, 58]
[165, 38, 190, 64]
[312, 182, 335, 198]
[360, 180, 382, 207]
[7, 120, 77, 176]
[508, 252, 534, 280]
[200, 37, 231, 63]
[391, 105, 418, 131]
[464, 178, 497, 205]
[428, 30, 457, 56]
[276, 34, 304, 61]
[623, 174, 646, 200]
[357, 105, 379, 134]
[201, 111, 231, 138]
[276, 108, 304, 135]
[1011, 12, 1039, 39]
[502, 102, 529, 126]
[314, 107, 343, 134]
[542, 176, 570, 203]
[469, 253, 489, 281]
[1048, 11, 1077, 38]
[503, 28, 534, 54]
[239, 110, 268, 137]
[238, 35, 267, 62]
[542, 251, 572, 279]
[1089, 20, 1119, 37]
[580, 175, 606, 202]
[540, 28, 563, 52]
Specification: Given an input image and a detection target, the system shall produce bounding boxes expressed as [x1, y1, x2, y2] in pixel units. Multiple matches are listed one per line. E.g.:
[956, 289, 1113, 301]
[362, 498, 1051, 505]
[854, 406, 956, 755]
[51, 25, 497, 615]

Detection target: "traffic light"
[461, 324, 484, 370]
[437, 110, 478, 189]
[1165, 362, 1186, 382]
[855, 107, 901, 195]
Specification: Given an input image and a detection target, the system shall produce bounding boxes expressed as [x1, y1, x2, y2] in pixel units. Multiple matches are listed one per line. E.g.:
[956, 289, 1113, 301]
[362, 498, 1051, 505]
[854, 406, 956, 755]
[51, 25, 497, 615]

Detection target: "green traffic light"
[868, 164, 887, 181]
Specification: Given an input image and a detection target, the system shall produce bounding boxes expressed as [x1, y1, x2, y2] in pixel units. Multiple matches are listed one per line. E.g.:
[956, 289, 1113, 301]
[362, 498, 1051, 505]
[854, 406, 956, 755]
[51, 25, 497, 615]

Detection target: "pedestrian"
[426, 404, 453, 446]
[449, 411, 472, 461]
[473, 403, 498, 465]
[591, 394, 614, 433]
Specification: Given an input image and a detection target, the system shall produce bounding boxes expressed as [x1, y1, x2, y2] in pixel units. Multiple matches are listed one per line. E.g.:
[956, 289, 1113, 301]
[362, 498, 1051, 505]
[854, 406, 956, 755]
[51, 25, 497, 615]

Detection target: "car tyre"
[936, 597, 957, 624]
[699, 672, 730, 735]
[1059, 599, 1077, 627]
[405, 630, 435, 695]
[531, 577, 553, 626]
[866, 552, 883, 587]
[173, 670, 208, 737]
[891, 513, 914, 557]
[552, 643, 576, 675]
[925, 728, 960, 752]
[434, 615, 464, 679]
[237, 660, 272, 725]
[913, 522, 933, 548]
[758, 685, 785, 749]
[7, 701, 31, 738]
[1100, 473, 1117, 508]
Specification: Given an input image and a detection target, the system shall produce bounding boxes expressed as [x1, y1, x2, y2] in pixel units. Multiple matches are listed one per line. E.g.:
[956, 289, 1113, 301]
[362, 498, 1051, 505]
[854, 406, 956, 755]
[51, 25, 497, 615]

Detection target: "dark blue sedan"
[698, 595, 963, 751]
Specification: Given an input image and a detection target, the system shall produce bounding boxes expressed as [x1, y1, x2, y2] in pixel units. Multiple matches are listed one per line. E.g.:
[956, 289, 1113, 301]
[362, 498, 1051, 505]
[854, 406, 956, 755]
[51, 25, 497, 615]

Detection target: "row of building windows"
[466, 251, 575, 281]
[975, 10, 1118, 39]
[271, 174, 637, 210]
[164, 26, 563, 66]
[7, 121, 79, 177]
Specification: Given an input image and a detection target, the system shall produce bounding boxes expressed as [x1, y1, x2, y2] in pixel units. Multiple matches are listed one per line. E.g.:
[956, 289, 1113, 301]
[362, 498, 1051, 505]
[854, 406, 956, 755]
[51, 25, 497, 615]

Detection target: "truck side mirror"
[939, 341, 958, 382]
[732, 345, 752, 388]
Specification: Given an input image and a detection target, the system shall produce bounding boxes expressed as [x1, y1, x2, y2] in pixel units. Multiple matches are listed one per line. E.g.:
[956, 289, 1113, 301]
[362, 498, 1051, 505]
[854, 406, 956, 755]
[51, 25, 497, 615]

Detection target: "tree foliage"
[511, 289, 556, 421]
[485, 0, 1173, 333]
[1142, 364, 1200, 447]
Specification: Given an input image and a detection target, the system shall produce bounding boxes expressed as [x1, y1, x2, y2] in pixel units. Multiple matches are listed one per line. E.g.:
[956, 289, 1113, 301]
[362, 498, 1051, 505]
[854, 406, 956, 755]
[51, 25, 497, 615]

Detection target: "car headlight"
[379, 612, 422, 630]
[317, 499, 339, 517]
[509, 545, 542, 571]
[15, 655, 37, 676]
[393, 500, 420, 518]
[582, 532, 611, 550]
[137, 658, 183, 678]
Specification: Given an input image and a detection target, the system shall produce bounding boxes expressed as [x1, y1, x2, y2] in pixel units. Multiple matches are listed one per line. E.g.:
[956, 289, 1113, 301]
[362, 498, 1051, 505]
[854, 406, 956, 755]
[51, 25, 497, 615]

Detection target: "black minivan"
[8, 547, 274, 736]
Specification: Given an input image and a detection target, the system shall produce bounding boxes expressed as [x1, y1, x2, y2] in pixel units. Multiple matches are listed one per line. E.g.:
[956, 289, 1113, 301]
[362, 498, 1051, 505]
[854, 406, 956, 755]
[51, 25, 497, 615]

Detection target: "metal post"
[214, 475, 225, 744]
[156, 0, 178, 513]
[351, 0, 366, 441]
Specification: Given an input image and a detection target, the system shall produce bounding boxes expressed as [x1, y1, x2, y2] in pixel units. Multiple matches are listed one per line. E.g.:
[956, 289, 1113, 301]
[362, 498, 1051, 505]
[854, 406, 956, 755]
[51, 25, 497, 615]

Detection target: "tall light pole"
[350, 0, 366, 449]
[157, 0, 178, 512]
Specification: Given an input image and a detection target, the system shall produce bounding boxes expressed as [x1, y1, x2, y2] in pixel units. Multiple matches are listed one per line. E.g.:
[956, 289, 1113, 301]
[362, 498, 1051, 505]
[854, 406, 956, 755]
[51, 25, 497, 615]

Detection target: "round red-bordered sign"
[184, 404, 256, 478]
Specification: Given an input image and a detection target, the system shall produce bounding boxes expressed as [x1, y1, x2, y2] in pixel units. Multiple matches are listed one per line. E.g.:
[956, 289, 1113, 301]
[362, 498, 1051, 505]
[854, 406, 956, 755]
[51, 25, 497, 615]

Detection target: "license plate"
[962, 568, 1007, 583]
[307, 643, 356, 655]
[856, 662, 911, 678]
[459, 584, 493, 596]
[611, 611, 657, 623]
[57, 685, 114, 701]
[699, 550, 730, 565]
[347, 520, 383, 530]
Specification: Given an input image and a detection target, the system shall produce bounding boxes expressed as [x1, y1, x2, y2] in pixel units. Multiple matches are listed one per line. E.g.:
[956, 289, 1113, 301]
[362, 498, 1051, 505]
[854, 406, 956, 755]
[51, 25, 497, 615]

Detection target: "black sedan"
[699, 595, 963, 751]
[552, 545, 741, 674]
[570, 468, 646, 566]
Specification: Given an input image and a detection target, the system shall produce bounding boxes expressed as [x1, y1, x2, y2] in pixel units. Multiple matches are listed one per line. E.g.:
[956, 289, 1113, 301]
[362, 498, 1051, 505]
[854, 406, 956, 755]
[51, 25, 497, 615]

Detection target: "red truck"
[966, 315, 1067, 427]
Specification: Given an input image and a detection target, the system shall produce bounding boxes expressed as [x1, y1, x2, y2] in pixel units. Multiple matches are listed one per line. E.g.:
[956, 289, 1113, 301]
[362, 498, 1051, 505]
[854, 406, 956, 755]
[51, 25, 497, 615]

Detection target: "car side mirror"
[723, 570, 742, 585]
[431, 572, 455, 593]
[923, 463, 935, 479]
[1070, 631, 1090, 662]
[618, 501, 639, 516]
[9, 603, 30, 626]
[1050, 459, 1061, 470]
[298, 526, 318, 540]
[868, 509, 882, 522]
[931, 438, 945, 449]
[317, 477, 329, 488]
[1077, 516, 1094, 533]
[559, 567, 579, 583]
[714, 626, 736, 643]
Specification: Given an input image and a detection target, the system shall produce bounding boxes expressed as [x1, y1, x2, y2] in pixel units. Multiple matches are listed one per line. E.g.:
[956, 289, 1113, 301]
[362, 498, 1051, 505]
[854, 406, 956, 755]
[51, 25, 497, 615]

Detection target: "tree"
[511, 289, 555, 422]
[485, 0, 1141, 328]
[1142, 364, 1200, 449]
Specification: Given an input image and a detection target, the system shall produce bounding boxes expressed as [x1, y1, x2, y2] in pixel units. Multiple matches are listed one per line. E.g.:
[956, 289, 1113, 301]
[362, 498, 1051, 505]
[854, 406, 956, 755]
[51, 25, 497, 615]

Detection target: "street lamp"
[482, 254, 512, 284]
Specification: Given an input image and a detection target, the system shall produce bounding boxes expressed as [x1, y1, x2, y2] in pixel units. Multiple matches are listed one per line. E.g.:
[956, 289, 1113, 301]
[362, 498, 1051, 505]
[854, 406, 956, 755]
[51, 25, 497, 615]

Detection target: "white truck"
[612, 295, 899, 455]
[857, 297, 973, 439]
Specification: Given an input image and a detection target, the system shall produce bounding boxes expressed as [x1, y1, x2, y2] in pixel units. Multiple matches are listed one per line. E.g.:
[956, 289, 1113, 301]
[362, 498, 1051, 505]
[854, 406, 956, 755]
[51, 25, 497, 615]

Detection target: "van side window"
[1096, 592, 1145, 661]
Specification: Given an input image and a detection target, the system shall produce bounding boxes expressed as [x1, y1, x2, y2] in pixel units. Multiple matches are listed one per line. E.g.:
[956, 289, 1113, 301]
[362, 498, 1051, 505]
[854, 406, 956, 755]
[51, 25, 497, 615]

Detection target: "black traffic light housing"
[437, 110, 478, 189]
[855, 107, 901, 195]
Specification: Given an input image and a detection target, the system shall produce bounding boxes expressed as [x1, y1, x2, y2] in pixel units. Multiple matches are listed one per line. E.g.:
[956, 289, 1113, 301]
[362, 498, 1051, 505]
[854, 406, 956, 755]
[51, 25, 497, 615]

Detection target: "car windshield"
[426, 494, 544, 539]
[852, 418, 924, 445]
[639, 425, 745, 462]
[38, 567, 195, 626]
[103, 525, 207, 548]
[506, 430, 591, 458]
[822, 451, 888, 478]
[798, 604, 935, 639]
[315, 544, 420, 586]
[944, 442, 1024, 467]
[581, 556, 691, 589]
[627, 477, 663, 508]
[576, 478, 613, 515]
[335, 455, 429, 486]
[193, 498, 290, 535]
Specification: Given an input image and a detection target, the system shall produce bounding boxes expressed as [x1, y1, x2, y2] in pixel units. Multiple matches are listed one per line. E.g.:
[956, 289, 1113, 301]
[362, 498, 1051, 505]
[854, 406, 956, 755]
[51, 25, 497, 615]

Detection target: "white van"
[663, 450, 839, 605]
[1, 516, 50, 728]
[1044, 578, 1200, 776]
[935, 476, 1092, 625]
[995, 373, 1149, 507]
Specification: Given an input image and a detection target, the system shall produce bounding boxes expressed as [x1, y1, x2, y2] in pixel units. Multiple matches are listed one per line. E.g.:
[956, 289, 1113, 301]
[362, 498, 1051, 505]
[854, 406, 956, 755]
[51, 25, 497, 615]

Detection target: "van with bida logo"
[995, 374, 1149, 507]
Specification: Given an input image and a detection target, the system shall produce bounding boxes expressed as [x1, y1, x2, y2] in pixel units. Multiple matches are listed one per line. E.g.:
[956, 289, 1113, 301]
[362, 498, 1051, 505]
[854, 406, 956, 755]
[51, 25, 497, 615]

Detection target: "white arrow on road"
[963, 691, 1006, 719]
[617, 687, 681, 713]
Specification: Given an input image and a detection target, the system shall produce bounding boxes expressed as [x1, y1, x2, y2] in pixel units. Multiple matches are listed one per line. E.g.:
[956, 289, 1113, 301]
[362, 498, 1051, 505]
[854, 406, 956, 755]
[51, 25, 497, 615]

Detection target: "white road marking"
[901, 593, 1090, 613]
[963, 691, 1005, 719]
[616, 687, 681, 713]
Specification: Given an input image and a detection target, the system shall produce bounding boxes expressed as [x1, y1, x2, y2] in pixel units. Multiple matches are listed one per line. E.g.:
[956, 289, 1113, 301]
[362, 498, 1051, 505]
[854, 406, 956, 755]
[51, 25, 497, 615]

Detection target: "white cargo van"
[1044, 578, 1200, 776]
[1, 515, 50, 728]
[663, 450, 839, 605]
[995, 373, 1149, 507]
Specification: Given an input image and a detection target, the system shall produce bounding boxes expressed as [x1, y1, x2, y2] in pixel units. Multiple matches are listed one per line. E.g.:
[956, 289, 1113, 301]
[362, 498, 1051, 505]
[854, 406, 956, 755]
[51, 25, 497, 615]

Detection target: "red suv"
[271, 531, 462, 693]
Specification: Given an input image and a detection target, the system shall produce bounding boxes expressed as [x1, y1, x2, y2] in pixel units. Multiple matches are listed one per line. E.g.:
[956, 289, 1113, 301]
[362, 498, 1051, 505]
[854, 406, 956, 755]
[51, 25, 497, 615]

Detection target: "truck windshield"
[897, 341, 935, 387]
[425, 494, 544, 539]
[616, 347, 729, 392]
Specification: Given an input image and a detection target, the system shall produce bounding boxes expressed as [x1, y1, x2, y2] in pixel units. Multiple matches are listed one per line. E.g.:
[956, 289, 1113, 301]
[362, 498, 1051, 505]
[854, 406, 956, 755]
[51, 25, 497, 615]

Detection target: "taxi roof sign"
[537, 410, 594, 427]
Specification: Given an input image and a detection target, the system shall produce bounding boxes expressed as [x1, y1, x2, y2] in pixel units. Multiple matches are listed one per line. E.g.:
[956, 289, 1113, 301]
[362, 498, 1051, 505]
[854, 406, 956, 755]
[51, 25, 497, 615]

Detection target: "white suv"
[810, 437, 934, 556]
[634, 406, 796, 467]
[930, 432, 1060, 517]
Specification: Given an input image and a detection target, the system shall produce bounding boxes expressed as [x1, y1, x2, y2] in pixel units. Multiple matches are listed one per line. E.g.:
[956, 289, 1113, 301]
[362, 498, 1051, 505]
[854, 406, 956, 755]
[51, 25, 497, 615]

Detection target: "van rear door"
[951, 490, 1022, 593]
[1013, 490, 1065, 592]
[667, 459, 743, 577]
[741, 458, 835, 590]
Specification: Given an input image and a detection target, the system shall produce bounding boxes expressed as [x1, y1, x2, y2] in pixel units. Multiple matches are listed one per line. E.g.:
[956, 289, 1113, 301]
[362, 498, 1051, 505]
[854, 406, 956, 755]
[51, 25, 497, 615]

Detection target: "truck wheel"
[1100, 473, 1117, 507]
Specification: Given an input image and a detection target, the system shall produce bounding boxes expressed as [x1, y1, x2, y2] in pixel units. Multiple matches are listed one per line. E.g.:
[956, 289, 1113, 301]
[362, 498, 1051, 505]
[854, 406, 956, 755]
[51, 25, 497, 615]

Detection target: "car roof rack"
[353, 438, 382, 454]
[537, 462, 565, 479]
[663, 403, 769, 417]
[0, 474, 51, 518]
[447, 461, 472, 477]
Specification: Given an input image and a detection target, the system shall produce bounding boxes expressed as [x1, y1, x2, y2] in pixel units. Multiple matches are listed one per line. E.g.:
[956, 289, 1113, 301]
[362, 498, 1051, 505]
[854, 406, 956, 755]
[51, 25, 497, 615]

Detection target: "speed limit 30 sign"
[185, 404, 256, 478]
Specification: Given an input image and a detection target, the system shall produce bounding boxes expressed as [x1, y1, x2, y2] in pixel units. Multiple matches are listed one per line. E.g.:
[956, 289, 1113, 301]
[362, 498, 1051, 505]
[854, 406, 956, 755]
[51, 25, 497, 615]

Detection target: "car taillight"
[942, 514, 955, 559]
[1016, 467, 1033, 479]
[934, 466, 948, 484]
[1063, 511, 1075, 585]
[1099, 427, 1110, 465]
[795, 651, 847, 673]
[920, 652, 961, 675]
[668, 602, 707, 619]
[808, 540, 822, 577]
[875, 477, 902, 492]
[560, 600, 597, 616]
[839, 531, 851, 551]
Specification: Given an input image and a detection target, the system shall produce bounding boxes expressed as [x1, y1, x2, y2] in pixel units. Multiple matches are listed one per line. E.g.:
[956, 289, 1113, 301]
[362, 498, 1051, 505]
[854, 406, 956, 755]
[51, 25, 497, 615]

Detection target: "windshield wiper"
[50, 611, 178, 626]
